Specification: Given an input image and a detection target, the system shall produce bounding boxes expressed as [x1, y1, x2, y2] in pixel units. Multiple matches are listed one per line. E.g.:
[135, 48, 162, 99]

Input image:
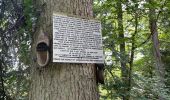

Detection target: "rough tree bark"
[29, 0, 99, 100]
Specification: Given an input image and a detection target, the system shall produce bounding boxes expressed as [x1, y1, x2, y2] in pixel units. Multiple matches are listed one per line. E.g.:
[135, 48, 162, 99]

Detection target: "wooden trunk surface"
[29, 0, 99, 100]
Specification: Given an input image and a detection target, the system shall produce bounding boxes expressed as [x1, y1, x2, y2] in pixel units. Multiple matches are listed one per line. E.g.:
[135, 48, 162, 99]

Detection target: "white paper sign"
[53, 13, 104, 63]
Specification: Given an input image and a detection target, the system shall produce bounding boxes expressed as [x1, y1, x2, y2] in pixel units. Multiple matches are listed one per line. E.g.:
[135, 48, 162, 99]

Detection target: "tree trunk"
[116, 0, 129, 100]
[148, 0, 165, 99]
[149, 4, 165, 82]
[29, 0, 99, 100]
[128, 1, 138, 99]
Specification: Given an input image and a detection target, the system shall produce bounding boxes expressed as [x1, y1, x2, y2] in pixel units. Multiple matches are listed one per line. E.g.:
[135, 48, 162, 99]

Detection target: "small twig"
[156, 0, 167, 21]
[135, 33, 152, 49]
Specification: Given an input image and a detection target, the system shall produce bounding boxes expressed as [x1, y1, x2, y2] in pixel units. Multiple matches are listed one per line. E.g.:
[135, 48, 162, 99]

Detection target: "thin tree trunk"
[128, 1, 138, 99]
[148, 0, 165, 99]
[29, 0, 99, 100]
[149, 8, 165, 82]
[116, 0, 129, 100]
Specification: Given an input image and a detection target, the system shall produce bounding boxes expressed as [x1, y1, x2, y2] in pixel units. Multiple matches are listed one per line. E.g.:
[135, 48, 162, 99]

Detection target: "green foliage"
[0, 0, 34, 99]
[94, 0, 170, 99]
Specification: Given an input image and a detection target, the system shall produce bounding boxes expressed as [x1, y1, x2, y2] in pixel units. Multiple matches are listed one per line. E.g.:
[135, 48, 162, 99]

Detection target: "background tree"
[148, 0, 165, 99]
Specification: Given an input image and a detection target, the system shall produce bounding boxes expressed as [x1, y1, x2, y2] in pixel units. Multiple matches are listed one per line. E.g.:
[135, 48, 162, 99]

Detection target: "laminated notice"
[53, 14, 104, 63]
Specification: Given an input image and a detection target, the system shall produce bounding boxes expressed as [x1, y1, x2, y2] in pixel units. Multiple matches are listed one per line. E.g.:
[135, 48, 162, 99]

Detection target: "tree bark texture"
[29, 0, 99, 100]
